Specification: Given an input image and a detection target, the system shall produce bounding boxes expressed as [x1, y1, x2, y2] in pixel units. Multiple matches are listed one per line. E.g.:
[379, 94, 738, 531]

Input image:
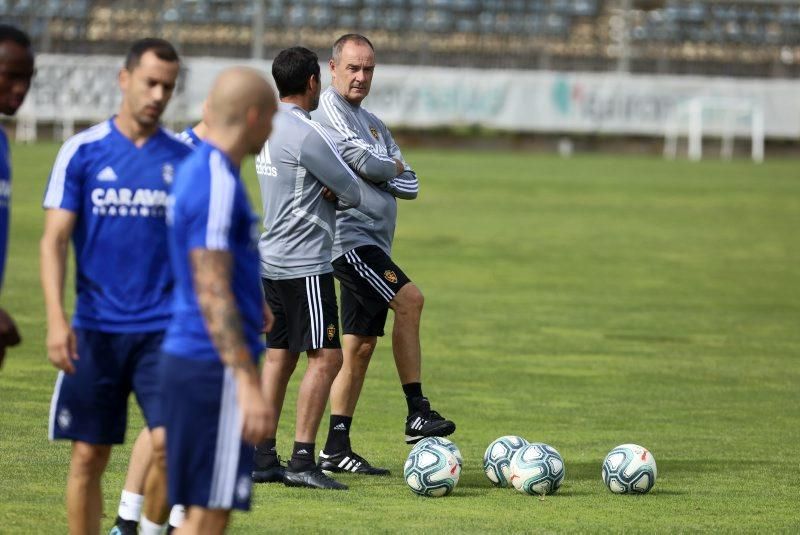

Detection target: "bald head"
[207, 67, 275, 127]
[205, 66, 277, 156]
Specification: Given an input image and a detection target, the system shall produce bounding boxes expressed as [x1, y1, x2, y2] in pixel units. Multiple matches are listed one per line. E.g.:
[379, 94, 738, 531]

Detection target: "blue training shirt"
[42, 118, 193, 332]
[0, 128, 10, 293]
[162, 141, 265, 362]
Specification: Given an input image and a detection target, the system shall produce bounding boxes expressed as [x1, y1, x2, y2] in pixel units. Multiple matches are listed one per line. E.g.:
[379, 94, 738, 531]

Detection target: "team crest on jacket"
[327, 324, 336, 341]
[384, 270, 398, 283]
[369, 126, 379, 139]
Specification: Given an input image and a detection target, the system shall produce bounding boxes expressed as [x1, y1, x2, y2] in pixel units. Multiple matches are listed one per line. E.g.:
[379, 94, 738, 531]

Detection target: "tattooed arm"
[190, 248, 268, 444]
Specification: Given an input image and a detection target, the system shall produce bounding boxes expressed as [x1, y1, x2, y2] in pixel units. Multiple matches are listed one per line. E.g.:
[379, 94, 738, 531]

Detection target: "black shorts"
[332, 245, 411, 337]
[262, 273, 341, 353]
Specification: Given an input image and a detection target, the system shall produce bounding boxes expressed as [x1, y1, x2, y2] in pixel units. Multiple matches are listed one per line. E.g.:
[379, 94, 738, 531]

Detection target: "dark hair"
[0, 24, 31, 49]
[124, 38, 180, 70]
[272, 47, 320, 98]
[331, 34, 374, 63]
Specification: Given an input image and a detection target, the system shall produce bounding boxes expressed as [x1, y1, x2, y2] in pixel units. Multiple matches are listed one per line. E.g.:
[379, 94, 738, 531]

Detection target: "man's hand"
[236, 373, 270, 445]
[321, 187, 337, 203]
[261, 303, 275, 334]
[0, 308, 21, 370]
[46, 317, 79, 374]
[394, 158, 405, 175]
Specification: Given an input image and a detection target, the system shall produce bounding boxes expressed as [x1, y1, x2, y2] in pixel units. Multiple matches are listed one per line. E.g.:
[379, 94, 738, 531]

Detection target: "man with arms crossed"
[0, 24, 34, 368]
[250, 46, 361, 490]
[161, 66, 276, 533]
[41, 39, 192, 535]
[314, 34, 456, 474]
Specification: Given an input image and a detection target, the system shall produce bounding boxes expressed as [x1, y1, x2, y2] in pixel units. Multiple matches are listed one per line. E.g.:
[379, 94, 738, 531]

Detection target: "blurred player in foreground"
[160, 66, 276, 533]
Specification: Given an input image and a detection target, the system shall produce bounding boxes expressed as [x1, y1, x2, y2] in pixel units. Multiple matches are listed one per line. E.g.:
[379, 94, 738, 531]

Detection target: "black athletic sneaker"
[318, 449, 391, 476]
[283, 466, 348, 490]
[405, 398, 456, 444]
[109, 517, 138, 535]
[252, 456, 286, 483]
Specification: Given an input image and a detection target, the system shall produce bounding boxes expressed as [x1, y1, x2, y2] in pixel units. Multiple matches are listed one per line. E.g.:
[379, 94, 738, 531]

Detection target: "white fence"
[14, 54, 800, 141]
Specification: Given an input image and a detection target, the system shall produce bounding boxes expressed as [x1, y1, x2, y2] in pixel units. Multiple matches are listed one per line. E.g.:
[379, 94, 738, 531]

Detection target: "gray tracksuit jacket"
[256, 102, 361, 279]
[313, 86, 419, 260]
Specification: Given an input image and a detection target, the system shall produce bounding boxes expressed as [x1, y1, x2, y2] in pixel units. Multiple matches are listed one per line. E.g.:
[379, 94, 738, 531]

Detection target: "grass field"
[1, 142, 799, 533]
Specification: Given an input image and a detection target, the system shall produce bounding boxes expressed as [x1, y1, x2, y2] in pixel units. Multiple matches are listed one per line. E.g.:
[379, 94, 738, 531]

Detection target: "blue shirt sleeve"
[43, 142, 85, 212]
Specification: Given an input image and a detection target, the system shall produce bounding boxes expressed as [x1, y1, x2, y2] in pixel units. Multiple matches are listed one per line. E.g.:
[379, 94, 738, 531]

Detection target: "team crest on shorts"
[327, 324, 336, 341]
[369, 126, 379, 139]
[384, 270, 398, 284]
[235, 475, 251, 502]
[58, 408, 72, 430]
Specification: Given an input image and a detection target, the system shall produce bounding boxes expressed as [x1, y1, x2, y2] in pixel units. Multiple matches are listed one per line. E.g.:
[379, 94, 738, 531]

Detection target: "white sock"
[117, 490, 144, 522]
[169, 504, 186, 528]
[140, 516, 167, 535]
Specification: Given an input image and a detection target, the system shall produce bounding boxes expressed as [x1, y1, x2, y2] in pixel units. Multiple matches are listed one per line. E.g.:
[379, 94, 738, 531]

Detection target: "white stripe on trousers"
[345, 250, 395, 302]
[48, 371, 65, 441]
[209, 368, 241, 508]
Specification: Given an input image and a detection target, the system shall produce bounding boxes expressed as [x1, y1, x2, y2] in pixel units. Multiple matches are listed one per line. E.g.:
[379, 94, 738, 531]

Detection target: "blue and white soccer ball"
[404, 443, 461, 497]
[602, 444, 657, 494]
[483, 435, 528, 487]
[509, 442, 565, 496]
[411, 437, 463, 468]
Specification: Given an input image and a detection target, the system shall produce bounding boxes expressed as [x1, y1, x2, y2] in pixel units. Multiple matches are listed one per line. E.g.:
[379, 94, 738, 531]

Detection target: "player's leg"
[336, 246, 455, 444]
[110, 427, 151, 535]
[281, 274, 346, 490]
[162, 356, 254, 535]
[329, 334, 377, 419]
[389, 280, 456, 443]
[67, 441, 112, 535]
[141, 426, 169, 534]
[49, 329, 130, 535]
[175, 508, 229, 535]
[130, 331, 170, 533]
[253, 276, 296, 483]
[389, 282, 424, 384]
[321, 264, 390, 475]
[253, 346, 298, 481]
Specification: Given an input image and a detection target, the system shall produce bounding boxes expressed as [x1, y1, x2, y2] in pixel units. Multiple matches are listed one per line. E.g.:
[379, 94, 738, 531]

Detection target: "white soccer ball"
[483, 435, 528, 487]
[509, 442, 565, 496]
[404, 443, 461, 497]
[411, 437, 463, 468]
[602, 444, 657, 494]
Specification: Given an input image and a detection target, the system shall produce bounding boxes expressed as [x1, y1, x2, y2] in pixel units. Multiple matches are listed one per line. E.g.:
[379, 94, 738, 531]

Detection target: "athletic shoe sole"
[405, 421, 456, 444]
[252, 465, 286, 483]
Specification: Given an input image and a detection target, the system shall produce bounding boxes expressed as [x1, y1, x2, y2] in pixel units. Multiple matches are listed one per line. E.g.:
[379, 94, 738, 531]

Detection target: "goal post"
[663, 96, 765, 163]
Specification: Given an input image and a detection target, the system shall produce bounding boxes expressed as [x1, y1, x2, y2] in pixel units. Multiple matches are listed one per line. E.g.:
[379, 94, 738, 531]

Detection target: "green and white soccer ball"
[509, 442, 565, 496]
[483, 435, 528, 487]
[411, 437, 463, 468]
[602, 444, 657, 494]
[404, 443, 461, 497]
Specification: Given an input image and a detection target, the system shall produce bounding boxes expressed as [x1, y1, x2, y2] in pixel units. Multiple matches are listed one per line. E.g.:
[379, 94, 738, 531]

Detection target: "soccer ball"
[509, 443, 565, 496]
[404, 443, 461, 497]
[602, 444, 657, 494]
[483, 435, 528, 487]
[411, 437, 463, 468]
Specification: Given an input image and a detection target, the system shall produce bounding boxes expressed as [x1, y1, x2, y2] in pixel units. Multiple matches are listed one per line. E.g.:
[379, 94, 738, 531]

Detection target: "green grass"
[1, 142, 799, 533]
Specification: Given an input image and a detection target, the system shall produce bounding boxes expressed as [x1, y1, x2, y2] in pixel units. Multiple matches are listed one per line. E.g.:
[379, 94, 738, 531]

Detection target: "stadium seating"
[4, 0, 799, 77]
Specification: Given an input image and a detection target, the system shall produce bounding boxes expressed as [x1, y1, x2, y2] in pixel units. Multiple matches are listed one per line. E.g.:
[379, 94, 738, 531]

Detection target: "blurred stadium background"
[2, 0, 800, 158]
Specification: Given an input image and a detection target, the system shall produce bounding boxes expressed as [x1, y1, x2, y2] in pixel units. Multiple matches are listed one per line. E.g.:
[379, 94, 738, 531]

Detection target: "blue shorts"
[162, 354, 253, 511]
[48, 329, 165, 444]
